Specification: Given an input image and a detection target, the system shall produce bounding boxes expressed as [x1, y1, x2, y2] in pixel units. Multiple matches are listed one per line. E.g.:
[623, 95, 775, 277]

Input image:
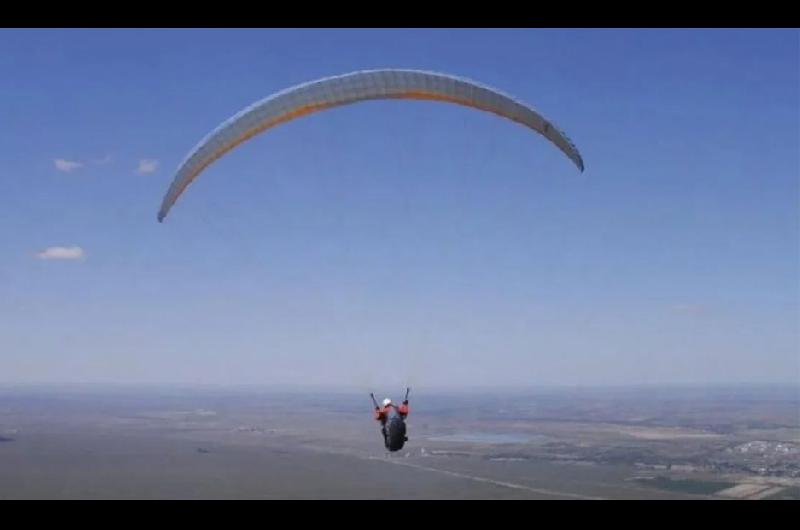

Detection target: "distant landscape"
[1, 384, 797, 499]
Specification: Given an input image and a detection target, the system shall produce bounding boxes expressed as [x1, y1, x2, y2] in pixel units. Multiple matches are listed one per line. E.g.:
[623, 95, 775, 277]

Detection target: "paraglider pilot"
[371, 389, 409, 450]
[374, 397, 409, 423]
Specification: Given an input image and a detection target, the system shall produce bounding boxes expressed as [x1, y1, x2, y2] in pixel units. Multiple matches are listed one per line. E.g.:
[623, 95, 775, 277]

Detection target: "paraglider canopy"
[157, 69, 584, 222]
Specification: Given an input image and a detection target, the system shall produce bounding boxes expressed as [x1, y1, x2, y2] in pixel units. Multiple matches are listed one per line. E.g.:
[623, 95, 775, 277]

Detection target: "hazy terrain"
[0, 384, 798, 499]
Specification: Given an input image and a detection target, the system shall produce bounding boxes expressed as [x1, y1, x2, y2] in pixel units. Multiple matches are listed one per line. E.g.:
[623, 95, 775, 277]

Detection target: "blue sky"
[0, 29, 797, 388]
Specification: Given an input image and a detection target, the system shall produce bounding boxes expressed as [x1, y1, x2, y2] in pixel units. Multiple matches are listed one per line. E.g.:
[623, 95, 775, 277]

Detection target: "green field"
[635, 476, 735, 495]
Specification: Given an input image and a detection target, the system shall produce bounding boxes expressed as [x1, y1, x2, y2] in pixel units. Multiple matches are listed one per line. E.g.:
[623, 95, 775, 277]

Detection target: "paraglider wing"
[157, 69, 584, 222]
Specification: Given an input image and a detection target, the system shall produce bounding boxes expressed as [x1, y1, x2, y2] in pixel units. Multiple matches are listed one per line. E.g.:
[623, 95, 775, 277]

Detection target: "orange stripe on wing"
[166, 90, 531, 214]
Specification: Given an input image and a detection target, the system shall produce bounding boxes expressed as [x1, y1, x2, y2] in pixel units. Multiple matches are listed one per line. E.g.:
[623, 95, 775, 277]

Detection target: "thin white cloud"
[54, 159, 83, 173]
[92, 154, 112, 165]
[35, 246, 86, 261]
[136, 159, 159, 175]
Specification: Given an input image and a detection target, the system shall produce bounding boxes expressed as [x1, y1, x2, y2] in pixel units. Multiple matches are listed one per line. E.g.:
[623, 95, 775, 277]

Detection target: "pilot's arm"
[398, 401, 409, 418]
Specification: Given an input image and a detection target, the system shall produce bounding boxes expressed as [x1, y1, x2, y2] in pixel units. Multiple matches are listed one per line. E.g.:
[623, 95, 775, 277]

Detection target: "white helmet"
[382, 398, 392, 407]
